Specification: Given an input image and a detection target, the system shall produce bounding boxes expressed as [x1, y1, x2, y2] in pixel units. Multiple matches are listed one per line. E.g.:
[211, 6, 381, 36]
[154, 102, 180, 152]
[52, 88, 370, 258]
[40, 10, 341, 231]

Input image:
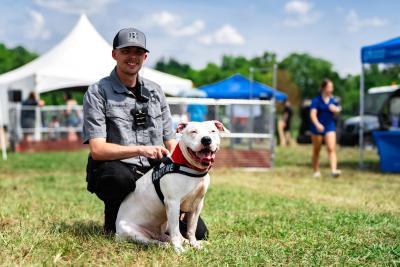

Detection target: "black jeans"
[86, 156, 208, 240]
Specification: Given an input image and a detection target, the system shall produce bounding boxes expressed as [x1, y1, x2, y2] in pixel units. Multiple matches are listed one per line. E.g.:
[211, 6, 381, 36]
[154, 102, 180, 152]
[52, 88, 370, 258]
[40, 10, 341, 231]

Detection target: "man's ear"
[176, 122, 188, 133]
[112, 49, 117, 60]
[214, 120, 230, 133]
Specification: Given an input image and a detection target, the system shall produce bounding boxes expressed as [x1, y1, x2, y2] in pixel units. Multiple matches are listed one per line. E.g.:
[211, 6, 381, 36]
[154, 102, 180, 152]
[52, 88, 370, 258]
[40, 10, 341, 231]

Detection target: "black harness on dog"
[151, 157, 208, 204]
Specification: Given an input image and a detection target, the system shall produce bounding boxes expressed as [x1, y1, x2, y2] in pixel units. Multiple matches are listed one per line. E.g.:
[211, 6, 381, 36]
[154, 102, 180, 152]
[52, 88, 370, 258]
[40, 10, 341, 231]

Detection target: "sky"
[0, 0, 399, 77]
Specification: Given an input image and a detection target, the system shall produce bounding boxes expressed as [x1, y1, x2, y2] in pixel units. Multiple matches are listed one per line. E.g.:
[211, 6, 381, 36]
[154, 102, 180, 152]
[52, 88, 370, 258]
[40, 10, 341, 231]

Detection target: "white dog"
[116, 120, 229, 252]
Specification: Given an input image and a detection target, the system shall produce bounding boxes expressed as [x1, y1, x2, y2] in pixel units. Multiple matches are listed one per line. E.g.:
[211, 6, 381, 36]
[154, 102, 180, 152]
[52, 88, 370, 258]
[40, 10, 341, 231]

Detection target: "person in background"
[310, 79, 341, 178]
[48, 115, 61, 140]
[21, 91, 45, 142]
[187, 104, 208, 122]
[64, 92, 81, 141]
[278, 100, 293, 146]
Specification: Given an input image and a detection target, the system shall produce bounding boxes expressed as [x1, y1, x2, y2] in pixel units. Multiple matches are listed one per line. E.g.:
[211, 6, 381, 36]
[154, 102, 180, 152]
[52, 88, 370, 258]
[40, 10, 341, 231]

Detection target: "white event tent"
[0, 14, 194, 125]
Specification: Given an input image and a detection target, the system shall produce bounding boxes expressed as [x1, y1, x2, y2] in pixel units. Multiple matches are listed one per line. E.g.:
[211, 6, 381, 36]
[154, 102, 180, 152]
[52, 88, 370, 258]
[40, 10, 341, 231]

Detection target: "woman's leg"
[284, 131, 292, 146]
[311, 134, 323, 173]
[277, 120, 286, 146]
[324, 131, 338, 173]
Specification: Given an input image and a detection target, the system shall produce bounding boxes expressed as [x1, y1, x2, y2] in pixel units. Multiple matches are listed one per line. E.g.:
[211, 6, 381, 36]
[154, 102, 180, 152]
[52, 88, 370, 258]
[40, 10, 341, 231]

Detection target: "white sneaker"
[331, 170, 341, 178]
[313, 171, 321, 178]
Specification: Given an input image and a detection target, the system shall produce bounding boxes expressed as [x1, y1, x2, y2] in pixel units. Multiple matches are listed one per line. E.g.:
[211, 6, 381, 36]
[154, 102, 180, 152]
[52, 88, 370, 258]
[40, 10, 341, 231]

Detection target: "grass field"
[0, 145, 399, 266]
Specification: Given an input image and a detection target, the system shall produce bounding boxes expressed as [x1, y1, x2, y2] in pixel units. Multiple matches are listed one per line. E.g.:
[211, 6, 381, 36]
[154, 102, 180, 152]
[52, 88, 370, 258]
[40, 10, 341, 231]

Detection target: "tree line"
[156, 53, 400, 115]
[0, 43, 38, 74]
[1, 43, 399, 115]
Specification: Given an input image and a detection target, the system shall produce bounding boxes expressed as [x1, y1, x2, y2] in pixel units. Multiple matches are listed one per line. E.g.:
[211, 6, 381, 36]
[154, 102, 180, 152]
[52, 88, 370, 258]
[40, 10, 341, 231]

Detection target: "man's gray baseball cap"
[113, 28, 149, 52]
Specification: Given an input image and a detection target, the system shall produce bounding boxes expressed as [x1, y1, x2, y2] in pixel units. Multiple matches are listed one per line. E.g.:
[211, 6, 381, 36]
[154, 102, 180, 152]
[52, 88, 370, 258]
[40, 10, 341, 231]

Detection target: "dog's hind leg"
[157, 222, 171, 242]
[116, 222, 167, 247]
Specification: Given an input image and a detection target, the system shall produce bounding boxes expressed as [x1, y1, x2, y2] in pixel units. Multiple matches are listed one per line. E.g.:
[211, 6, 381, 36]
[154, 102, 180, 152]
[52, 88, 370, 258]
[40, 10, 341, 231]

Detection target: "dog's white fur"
[116, 120, 229, 252]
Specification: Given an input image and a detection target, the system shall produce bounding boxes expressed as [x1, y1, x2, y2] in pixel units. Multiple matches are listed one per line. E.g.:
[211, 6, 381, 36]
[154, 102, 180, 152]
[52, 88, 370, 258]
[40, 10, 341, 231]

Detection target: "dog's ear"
[176, 122, 188, 133]
[214, 120, 230, 133]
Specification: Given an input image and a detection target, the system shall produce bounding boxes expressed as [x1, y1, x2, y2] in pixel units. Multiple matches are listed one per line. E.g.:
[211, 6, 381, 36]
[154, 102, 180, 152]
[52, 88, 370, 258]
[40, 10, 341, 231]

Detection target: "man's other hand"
[140, 146, 169, 159]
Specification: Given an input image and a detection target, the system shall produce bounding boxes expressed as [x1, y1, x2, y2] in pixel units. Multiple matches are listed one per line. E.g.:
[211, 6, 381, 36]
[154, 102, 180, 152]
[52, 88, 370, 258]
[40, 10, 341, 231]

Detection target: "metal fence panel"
[8, 98, 275, 168]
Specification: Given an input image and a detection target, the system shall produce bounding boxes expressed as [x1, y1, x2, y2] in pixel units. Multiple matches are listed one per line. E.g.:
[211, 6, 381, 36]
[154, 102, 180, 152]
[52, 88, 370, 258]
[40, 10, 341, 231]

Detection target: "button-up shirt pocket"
[105, 104, 134, 145]
[147, 101, 163, 145]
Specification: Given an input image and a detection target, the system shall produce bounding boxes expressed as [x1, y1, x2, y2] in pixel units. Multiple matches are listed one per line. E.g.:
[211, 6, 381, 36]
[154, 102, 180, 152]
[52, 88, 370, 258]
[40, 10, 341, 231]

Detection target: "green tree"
[340, 74, 360, 115]
[364, 64, 400, 89]
[153, 52, 400, 116]
[278, 53, 364, 115]
[0, 43, 38, 74]
[154, 52, 277, 87]
[280, 53, 342, 99]
[154, 57, 192, 79]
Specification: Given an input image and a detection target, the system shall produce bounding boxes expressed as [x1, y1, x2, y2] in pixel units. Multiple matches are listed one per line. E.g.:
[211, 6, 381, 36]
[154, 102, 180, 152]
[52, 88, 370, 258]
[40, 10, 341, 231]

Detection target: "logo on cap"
[128, 32, 137, 42]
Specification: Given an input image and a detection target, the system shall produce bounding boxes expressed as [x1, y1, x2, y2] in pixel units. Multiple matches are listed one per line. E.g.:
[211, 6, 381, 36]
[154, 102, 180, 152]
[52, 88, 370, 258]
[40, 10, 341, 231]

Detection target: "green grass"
[0, 146, 399, 266]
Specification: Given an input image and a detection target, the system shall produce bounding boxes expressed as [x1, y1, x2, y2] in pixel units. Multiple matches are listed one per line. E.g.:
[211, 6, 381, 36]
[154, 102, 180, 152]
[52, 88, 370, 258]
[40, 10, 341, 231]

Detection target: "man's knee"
[179, 215, 209, 240]
[89, 160, 137, 202]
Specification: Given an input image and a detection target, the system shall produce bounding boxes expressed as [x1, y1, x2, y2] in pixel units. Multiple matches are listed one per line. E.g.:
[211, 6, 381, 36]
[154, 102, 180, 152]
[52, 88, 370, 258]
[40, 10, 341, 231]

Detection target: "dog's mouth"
[188, 147, 216, 165]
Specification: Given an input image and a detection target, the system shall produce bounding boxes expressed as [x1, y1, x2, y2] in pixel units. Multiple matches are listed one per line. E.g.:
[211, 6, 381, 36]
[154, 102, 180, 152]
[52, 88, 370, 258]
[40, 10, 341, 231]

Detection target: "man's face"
[112, 46, 147, 76]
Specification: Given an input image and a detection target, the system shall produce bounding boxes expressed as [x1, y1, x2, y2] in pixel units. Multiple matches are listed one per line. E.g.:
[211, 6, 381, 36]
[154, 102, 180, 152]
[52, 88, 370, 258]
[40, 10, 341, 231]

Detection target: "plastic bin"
[372, 131, 400, 173]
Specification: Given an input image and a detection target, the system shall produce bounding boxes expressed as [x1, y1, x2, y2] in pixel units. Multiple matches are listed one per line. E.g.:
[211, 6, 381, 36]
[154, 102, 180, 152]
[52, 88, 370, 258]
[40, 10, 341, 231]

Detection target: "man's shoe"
[103, 224, 115, 235]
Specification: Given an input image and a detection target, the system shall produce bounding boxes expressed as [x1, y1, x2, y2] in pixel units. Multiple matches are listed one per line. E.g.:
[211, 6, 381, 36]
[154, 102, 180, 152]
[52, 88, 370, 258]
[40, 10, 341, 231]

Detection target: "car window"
[390, 98, 400, 115]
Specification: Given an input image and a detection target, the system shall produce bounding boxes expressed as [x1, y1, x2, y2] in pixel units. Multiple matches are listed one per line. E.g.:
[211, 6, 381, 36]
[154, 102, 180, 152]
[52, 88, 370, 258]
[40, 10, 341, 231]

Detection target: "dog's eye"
[211, 130, 217, 133]
[190, 130, 198, 134]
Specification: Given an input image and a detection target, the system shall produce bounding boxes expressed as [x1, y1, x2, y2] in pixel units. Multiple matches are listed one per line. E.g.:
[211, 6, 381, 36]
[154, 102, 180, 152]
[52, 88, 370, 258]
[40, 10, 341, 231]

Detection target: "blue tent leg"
[359, 64, 365, 168]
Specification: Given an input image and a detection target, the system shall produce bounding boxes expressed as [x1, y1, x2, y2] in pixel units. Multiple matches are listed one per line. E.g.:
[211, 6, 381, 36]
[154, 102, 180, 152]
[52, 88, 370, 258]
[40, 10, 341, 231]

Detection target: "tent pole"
[33, 78, 42, 141]
[249, 67, 254, 99]
[271, 63, 278, 168]
[359, 64, 365, 168]
[270, 93, 276, 168]
[249, 67, 254, 149]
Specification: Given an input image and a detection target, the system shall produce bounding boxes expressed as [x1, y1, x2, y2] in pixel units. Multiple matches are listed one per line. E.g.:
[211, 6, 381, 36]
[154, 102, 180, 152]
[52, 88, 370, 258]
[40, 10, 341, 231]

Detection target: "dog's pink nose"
[201, 136, 212, 146]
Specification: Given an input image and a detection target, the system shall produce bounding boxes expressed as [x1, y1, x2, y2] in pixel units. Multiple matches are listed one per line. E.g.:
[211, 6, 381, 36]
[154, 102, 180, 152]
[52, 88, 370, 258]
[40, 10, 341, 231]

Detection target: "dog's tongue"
[197, 150, 215, 162]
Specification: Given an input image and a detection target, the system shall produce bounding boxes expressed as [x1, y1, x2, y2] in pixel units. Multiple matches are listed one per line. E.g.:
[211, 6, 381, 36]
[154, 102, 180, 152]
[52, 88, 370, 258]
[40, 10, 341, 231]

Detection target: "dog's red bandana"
[171, 143, 212, 172]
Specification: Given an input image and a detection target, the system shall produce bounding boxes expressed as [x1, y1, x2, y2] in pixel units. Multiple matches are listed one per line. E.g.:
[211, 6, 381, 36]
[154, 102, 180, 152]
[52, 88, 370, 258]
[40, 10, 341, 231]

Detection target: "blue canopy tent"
[361, 37, 400, 64]
[199, 74, 287, 102]
[360, 36, 400, 168]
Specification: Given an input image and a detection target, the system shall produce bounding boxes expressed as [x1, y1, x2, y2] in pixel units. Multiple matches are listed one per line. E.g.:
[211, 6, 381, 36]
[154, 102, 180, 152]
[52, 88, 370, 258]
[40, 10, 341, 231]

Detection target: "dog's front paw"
[171, 235, 186, 253]
[173, 244, 185, 253]
[190, 240, 203, 250]
[158, 241, 170, 248]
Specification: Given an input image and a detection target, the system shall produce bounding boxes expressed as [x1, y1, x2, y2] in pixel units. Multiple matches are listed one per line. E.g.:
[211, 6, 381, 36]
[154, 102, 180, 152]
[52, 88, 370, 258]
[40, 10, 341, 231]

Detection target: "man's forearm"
[90, 140, 144, 161]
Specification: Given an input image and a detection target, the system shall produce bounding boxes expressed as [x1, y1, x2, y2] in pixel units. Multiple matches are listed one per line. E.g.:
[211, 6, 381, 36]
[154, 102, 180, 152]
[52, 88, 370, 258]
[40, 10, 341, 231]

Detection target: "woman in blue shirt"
[310, 79, 341, 178]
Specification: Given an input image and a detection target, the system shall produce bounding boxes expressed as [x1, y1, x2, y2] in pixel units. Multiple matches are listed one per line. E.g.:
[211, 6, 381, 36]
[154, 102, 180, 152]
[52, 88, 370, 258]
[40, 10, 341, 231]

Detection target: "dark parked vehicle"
[379, 88, 400, 130]
[339, 85, 400, 146]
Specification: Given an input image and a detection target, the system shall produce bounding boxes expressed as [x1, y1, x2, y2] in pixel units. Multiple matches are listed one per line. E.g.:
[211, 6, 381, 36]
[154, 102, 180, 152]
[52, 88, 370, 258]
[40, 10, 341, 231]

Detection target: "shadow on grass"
[49, 221, 164, 250]
[50, 220, 111, 238]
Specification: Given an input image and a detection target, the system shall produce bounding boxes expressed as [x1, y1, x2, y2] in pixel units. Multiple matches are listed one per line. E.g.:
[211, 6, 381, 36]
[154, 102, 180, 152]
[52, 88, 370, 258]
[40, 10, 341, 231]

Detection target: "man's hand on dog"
[140, 146, 169, 159]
